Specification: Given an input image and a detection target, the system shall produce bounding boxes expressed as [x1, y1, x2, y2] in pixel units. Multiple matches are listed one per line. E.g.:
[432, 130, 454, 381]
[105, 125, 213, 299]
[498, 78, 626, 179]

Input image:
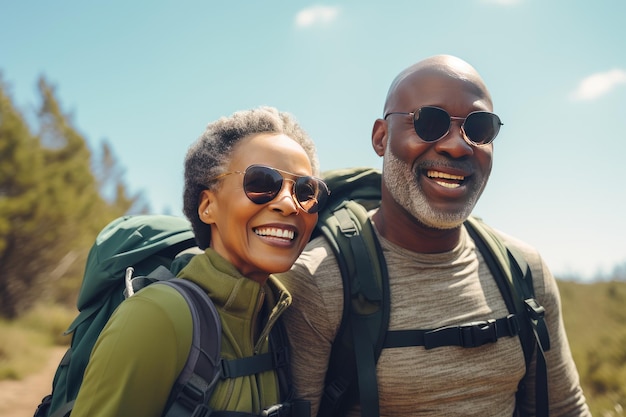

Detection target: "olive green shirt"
[72, 249, 291, 416]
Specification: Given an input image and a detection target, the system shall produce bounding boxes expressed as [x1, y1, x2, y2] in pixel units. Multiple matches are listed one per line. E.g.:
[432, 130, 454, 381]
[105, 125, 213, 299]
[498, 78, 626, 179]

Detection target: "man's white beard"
[382, 146, 478, 230]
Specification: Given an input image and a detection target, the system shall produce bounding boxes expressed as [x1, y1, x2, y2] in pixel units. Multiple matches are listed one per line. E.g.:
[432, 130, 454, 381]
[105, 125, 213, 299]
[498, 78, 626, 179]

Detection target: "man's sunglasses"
[384, 106, 503, 146]
[210, 164, 330, 214]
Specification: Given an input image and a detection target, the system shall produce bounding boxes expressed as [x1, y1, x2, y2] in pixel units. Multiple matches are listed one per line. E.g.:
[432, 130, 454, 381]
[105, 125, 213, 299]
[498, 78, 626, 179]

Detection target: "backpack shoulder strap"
[268, 314, 312, 417]
[464, 216, 550, 417]
[160, 278, 223, 417]
[316, 200, 390, 417]
[42, 269, 220, 417]
[163, 278, 310, 417]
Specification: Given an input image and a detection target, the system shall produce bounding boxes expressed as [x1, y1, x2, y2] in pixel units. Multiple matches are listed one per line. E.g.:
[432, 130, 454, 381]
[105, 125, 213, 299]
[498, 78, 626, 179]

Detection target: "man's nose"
[434, 121, 474, 158]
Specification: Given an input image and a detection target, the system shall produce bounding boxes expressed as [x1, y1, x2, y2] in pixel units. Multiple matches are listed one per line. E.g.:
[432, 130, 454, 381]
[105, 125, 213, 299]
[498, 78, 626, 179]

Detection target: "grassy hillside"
[558, 279, 626, 416]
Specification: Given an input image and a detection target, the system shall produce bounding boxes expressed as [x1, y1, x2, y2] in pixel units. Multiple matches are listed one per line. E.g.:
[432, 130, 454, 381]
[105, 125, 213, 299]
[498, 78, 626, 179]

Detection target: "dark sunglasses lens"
[294, 177, 328, 214]
[464, 112, 501, 145]
[243, 166, 283, 204]
[414, 107, 451, 142]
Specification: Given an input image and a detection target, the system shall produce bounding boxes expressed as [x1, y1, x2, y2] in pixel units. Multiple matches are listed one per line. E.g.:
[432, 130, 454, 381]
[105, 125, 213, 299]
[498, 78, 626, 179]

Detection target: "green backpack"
[34, 214, 306, 417]
[313, 167, 551, 417]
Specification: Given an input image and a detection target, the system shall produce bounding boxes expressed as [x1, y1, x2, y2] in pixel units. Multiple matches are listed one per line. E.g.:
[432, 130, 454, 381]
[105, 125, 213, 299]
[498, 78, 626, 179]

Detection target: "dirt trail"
[0, 347, 66, 417]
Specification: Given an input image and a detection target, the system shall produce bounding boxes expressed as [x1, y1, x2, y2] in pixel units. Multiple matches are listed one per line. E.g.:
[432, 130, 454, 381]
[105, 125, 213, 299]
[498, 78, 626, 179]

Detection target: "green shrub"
[0, 319, 51, 380]
[18, 303, 74, 346]
[559, 280, 626, 416]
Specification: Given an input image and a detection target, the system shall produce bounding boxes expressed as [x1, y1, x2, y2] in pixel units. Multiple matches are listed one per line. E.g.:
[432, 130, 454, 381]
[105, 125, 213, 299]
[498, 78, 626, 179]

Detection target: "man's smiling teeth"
[254, 227, 295, 240]
[427, 170, 464, 189]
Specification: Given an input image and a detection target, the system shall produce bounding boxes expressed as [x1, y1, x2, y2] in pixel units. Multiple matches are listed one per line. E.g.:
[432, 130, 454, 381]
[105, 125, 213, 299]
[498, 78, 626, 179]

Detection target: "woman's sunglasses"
[384, 106, 503, 146]
[210, 164, 330, 214]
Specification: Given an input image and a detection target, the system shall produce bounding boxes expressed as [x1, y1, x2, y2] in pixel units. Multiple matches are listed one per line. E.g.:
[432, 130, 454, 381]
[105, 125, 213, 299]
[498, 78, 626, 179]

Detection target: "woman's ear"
[372, 118, 388, 157]
[198, 190, 216, 225]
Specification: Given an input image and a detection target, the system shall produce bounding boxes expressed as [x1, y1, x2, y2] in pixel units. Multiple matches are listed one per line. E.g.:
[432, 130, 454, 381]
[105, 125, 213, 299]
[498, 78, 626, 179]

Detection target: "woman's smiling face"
[197, 133, 319, 283]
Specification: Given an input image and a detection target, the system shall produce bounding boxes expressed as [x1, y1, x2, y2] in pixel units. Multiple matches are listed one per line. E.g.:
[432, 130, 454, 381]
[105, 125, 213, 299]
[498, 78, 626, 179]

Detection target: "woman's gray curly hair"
[183, 106, 320, 249]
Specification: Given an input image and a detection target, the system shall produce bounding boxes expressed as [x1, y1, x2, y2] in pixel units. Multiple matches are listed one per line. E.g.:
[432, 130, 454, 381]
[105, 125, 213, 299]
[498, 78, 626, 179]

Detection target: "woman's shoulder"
[112, 281, 195, 343]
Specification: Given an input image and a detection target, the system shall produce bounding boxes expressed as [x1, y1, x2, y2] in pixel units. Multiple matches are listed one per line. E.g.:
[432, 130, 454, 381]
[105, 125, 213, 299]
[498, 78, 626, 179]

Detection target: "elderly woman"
[72, 106, 328, 417]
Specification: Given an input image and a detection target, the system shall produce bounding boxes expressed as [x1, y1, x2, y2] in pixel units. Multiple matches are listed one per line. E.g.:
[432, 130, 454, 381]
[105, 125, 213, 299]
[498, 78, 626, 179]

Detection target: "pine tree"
[0, 77, 145, 317]
[0, 78, 48, 317]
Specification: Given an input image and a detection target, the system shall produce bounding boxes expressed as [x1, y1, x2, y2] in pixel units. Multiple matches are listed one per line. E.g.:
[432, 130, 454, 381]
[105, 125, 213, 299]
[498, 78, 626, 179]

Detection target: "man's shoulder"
[477, 221, 542, 262]
[294, 235, 337, 270]
[278, 235, 342, 293]
[470, 219, 549, 285]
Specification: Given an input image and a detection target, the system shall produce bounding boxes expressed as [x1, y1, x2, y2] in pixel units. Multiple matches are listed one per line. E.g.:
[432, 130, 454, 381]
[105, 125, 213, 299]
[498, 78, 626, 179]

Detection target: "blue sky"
[1, 1, 625, 281]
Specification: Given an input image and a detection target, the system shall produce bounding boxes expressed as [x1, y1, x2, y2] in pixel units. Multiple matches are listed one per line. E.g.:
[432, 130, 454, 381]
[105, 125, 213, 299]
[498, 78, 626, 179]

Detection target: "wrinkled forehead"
[385, 66, 493, 114]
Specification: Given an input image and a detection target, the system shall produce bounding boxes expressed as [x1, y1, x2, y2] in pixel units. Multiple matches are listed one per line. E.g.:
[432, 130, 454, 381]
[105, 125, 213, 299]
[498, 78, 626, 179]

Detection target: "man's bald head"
[383, 55, 493, 116]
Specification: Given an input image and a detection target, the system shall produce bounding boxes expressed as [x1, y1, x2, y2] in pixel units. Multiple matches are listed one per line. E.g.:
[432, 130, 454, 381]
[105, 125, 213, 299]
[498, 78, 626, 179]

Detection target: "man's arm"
[502, 234, 591, 416]
[278, 238, 344, 417]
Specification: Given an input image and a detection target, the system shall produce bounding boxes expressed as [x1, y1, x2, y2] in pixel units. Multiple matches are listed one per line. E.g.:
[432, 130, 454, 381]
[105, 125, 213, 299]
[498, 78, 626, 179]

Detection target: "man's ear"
[198, 190, 216, 224]
[372, 118, 388, 157]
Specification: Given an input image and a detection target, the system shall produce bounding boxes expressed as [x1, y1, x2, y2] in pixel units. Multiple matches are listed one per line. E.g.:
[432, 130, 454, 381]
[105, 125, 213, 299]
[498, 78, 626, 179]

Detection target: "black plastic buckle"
[219, 358, 229, 379]
[324, 378, 348, 403]
[459, 319, 497, 348]
[505, 314, 521, 336]
[178, 382, 205, 410]
[273, 346, 288, 369]
[524, 298, 545, 320]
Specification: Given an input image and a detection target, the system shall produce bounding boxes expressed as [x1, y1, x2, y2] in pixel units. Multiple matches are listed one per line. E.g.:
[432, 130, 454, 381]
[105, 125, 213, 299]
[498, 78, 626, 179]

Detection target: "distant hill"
[557, 279, 626, 416]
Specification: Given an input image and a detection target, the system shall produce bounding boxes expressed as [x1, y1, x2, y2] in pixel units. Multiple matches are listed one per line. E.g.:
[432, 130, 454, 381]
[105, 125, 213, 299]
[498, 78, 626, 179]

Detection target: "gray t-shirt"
[278, 217, 590, 417]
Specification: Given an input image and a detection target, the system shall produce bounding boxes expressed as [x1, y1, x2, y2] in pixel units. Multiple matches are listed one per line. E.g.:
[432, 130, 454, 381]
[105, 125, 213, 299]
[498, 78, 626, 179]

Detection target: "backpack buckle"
[323, 378, 348, 404]
[272, 346, 289, 369]
[262, 403, 288, 417]
[459, 319, 497, 348]
[177, 375, 209, 410]
[524, 298, 545, 320]
[505, 314, 521, 336]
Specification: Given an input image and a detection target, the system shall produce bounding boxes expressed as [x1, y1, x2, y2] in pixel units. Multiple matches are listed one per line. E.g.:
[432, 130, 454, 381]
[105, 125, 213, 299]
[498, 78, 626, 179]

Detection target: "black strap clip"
[424, 319, 499, 349]
[524, 298, 545, 321]
[325, 377, 348, 401]
[458, 319, 498, 348]
[180, 382, 204, 405]
[272, 345, 289, 369]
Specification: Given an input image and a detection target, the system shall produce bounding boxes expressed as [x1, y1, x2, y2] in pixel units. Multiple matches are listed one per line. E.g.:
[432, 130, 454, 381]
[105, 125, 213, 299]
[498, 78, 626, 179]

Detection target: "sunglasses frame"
[208, 164, 330, 214]
[384, 106, 503, 146]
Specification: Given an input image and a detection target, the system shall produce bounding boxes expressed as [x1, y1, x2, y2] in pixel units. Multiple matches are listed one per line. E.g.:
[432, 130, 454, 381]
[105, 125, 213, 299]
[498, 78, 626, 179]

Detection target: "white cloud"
[570, 69, 626, 101]
[295, 5, 339, 28]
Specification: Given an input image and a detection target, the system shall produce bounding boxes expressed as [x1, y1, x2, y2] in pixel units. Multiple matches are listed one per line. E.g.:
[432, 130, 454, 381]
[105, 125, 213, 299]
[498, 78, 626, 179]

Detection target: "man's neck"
[372, 203, 463, 254]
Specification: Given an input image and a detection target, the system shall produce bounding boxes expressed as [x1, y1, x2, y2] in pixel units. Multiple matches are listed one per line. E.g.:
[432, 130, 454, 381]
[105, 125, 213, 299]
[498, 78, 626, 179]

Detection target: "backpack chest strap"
[220, 347, 288, 379]
[383, 314, 521, 350]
